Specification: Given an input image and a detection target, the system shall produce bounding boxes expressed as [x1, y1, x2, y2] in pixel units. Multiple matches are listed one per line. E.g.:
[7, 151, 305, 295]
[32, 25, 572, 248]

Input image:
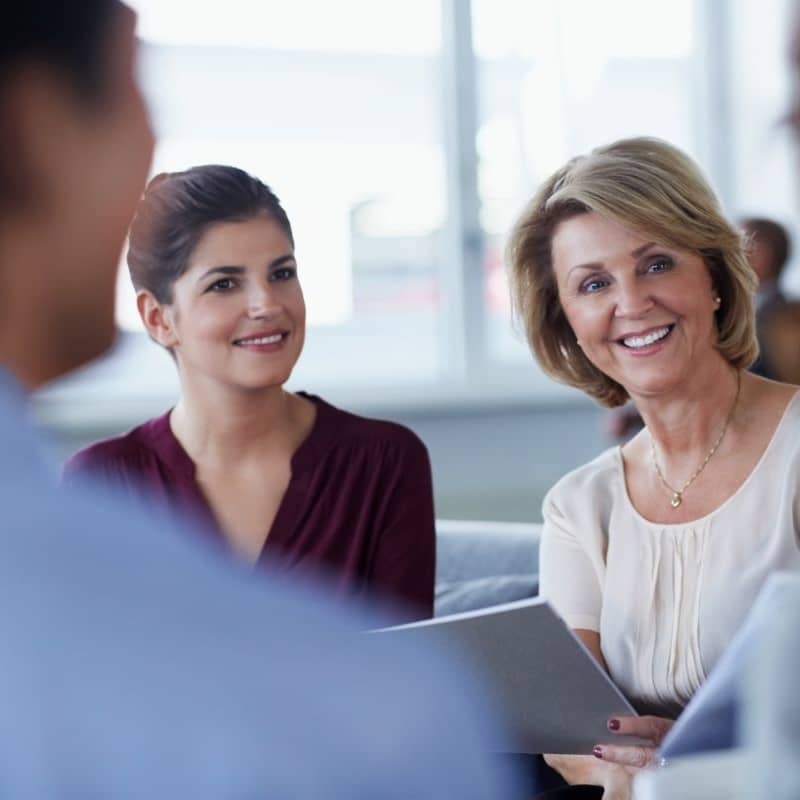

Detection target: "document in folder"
[376, 597, 646, 755]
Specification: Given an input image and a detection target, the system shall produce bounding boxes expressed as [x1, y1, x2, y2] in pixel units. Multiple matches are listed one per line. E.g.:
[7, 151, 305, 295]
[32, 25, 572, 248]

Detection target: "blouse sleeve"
[62, 442, 155, 506]
[369, 434, 436, 622]
[539, 487, 603, 632]
[63, 446, 121, 488]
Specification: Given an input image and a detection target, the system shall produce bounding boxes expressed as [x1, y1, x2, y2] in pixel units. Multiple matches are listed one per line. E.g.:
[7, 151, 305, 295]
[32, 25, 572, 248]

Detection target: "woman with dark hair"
[66, 165, 435, 622]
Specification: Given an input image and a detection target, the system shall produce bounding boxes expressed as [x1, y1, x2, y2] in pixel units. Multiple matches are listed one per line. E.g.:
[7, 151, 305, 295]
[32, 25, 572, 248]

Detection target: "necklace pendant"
[670, 492, 682, 509]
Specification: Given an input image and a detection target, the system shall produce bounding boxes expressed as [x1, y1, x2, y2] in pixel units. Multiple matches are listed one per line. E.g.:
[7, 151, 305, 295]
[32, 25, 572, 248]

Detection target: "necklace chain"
[649, 371, 741, 509]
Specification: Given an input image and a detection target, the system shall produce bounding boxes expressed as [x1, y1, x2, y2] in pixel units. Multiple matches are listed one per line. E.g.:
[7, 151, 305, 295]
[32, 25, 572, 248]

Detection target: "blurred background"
[34, 0, 800, 522]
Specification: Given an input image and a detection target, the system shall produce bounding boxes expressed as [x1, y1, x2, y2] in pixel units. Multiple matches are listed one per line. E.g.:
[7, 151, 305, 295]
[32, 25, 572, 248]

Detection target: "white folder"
[375, 597, 647, 755]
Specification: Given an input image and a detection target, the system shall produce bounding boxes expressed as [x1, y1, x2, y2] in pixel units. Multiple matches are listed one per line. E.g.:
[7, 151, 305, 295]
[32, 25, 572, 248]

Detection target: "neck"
[633, 358, 741, 467]
[170, 375, 300, 467]
[0, 225, 116, 391]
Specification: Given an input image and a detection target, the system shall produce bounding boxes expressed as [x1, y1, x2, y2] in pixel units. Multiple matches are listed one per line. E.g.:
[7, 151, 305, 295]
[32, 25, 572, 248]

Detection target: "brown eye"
[270, 267, 297, 282]
[208, 278, 235, 292]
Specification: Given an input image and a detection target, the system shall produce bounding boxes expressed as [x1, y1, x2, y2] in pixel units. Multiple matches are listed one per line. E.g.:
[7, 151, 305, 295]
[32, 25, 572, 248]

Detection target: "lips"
[233, 331, 288, 346]
[617, 324, 674, 349]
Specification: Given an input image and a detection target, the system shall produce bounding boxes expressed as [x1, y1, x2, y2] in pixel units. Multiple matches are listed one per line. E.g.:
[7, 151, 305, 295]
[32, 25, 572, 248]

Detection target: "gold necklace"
[649, 371, 741, 509]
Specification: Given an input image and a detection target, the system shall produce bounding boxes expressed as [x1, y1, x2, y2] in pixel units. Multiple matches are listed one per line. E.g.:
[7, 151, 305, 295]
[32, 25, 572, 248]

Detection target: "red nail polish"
[592, 746, 603, 759]
[608, 718, 620, 731]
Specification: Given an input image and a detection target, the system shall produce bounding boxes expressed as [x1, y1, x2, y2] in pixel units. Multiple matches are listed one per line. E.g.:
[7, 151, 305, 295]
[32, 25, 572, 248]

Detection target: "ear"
[137, 290, 179, 348]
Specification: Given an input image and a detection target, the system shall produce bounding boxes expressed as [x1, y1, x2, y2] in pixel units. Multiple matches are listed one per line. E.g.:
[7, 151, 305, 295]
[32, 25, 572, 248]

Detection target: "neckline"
[153, 391, 331, 479]
[615, 389, 800, 529]
[149, 391, 334, 553]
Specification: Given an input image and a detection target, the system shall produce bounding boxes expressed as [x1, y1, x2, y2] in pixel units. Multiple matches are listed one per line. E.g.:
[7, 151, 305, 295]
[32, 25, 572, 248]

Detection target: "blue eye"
[580, 277, 608, 294]
[647, 258, 672, 273]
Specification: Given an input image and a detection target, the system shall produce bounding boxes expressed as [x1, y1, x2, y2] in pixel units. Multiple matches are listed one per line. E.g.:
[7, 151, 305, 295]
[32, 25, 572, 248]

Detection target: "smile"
[233, 331, 289, 346]
[619, 325, 673, 349]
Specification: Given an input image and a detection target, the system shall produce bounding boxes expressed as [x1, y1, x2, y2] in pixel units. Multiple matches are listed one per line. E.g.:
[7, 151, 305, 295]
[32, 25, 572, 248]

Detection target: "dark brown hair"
[739, 217, 791, 278]
[127, 165, 294, 303]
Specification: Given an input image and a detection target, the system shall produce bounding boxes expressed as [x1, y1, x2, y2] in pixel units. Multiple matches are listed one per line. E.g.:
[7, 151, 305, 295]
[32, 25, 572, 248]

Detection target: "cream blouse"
[540, 391, 800, 716]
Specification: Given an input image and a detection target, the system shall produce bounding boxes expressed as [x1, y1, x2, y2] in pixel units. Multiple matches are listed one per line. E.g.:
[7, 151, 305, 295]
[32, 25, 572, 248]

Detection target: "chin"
[236, 373, 292, 392]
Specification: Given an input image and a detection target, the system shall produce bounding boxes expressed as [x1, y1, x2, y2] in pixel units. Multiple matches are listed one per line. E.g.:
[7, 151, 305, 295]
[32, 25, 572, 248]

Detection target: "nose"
[614, 278, 654, 319]
[246, 283, 281, 320]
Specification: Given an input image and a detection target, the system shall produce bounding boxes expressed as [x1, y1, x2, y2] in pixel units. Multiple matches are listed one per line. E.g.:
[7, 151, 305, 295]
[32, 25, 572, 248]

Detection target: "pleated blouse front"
[540, 392, 800, 716]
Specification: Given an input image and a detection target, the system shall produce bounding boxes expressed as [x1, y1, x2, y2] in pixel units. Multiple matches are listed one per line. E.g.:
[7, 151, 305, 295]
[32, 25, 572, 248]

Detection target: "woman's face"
[551, 211, 721, 400]
[162, 214, 305, 393]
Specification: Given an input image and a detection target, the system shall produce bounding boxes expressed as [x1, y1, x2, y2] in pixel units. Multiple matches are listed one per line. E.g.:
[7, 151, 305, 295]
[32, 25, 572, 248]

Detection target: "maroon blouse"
[64, 394, 435, 621]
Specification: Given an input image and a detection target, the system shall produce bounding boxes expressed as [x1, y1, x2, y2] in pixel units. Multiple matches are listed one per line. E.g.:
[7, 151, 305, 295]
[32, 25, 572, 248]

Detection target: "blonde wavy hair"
[507, 137, 759, 407]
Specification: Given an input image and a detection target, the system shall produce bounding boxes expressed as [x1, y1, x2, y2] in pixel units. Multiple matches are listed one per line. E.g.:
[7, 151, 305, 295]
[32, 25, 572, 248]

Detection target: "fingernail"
[592, 746, 603, 759]
[607, 718, 620, 731]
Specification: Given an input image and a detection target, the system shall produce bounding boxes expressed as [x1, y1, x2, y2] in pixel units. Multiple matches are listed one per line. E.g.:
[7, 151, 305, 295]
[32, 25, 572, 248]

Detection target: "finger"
[606, 714, 673, 743]
[593, 743, 656, 769]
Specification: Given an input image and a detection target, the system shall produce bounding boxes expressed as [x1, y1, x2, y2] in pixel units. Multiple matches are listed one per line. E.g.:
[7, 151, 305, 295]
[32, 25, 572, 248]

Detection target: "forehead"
[186, 214, 293, 270]
[551, 211, 652, 271]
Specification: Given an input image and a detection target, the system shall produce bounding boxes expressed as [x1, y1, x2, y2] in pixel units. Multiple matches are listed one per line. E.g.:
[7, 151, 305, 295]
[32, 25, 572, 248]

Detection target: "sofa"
[434, 519, 542, 617]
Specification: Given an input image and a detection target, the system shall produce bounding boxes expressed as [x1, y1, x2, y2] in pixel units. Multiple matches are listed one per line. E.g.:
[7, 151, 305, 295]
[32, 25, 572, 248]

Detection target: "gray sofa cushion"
[435, 574, 539, 616]
[434, 519, 542, 616]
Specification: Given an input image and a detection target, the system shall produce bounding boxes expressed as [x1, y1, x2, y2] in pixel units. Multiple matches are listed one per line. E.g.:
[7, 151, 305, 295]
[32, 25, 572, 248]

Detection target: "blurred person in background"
[739, 216, 791, 379]
[0, 1, 521, 795]
[507, 136, 800, 799]
[65, 164, 435, 622]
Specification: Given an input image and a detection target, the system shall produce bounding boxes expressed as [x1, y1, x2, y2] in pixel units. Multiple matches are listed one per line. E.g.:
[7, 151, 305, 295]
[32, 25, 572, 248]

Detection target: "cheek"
[290, 285, 306, 326]
[173, 299, 229, 344]
[560, 297, 609, 341]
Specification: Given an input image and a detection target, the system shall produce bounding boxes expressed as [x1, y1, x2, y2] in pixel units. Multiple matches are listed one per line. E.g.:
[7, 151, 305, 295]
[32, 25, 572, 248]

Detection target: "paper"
[375, 597, 647, 754]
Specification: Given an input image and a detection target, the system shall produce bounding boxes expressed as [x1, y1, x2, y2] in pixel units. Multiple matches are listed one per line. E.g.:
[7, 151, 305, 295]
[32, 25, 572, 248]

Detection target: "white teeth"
[237, 334, 283, 345]
[622, 326, 670, 349]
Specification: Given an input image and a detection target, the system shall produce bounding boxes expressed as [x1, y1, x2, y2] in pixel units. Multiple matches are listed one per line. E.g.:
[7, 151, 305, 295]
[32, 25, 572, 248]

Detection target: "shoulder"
[543, 445, 620, 528]
[304, 393, 430, 463]
[64, 413, 168, 480]
[545, 445, 620, 508]
[746, 377, 800, 451]
[769, 385, 800, 463]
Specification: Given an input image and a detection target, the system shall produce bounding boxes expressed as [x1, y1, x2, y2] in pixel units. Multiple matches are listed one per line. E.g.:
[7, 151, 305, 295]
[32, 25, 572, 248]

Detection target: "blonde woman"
[508, 137, 800, 798]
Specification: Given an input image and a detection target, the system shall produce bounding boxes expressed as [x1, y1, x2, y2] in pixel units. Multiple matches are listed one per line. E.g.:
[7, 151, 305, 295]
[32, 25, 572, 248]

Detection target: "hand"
[592, 715, 674, 769]
[543, 753, 633, 800]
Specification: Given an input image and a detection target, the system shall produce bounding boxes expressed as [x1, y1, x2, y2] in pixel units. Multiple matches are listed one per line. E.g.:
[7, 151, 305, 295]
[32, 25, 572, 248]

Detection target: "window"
[40, 0, 794, 420]
[473, 0, 696, 364]
[118, 0, 446, 391]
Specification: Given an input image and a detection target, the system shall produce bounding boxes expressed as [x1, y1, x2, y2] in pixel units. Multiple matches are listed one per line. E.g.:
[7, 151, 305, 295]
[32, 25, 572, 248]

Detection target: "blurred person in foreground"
[507, 136, 800, 799]
[0, 1, 520, 796]
[65, 164, 434, 623]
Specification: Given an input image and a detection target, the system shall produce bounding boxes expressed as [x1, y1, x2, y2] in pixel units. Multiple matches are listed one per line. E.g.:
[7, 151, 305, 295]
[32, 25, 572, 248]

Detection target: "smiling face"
[142, 213, 305, 393]
[551, 211, 722, 400]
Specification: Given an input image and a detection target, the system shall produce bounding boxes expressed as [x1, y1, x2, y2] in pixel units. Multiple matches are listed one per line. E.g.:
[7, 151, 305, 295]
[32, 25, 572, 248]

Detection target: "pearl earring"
[714, 296, 721, 307]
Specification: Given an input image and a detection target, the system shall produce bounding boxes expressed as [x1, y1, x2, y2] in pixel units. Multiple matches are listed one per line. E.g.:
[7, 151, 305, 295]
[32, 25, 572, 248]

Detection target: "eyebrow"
[196, 254, 296, 284]
[566, 241, 657, 277]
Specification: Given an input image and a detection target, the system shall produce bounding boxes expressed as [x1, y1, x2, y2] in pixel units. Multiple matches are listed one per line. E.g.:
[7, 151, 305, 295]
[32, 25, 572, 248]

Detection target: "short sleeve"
[539, 488, 603, 632]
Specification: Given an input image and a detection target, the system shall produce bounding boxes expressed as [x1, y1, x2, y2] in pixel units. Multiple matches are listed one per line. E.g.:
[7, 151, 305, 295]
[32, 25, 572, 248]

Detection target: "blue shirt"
[0, 368, 518, 798]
